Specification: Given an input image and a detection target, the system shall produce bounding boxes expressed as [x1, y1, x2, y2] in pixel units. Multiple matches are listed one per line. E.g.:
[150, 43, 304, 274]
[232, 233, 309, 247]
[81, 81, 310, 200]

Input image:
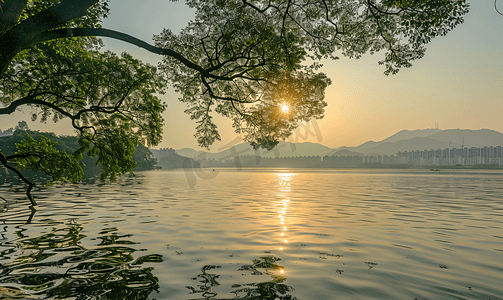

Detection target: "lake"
[1, 169, 502, 299]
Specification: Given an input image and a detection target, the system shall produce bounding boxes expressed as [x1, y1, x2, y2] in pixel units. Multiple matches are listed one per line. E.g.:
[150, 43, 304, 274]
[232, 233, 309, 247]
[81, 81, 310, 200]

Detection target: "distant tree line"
[0, 127, 157, 185]
[0, 120, 29, 136]
[158, 153, 200, 169]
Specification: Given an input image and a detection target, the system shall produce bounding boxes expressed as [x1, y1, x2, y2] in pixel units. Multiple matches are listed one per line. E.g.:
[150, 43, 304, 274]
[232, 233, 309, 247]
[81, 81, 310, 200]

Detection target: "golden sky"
[2, 0, 502, 151]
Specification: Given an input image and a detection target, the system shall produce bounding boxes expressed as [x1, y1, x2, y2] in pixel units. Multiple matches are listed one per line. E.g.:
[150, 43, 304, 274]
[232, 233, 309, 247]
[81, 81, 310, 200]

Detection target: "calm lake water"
[1, 169, 502, 300]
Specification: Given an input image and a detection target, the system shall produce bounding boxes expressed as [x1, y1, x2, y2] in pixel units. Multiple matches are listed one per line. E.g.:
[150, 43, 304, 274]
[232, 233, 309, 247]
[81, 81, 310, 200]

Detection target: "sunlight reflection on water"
[1, 169, 503, 299]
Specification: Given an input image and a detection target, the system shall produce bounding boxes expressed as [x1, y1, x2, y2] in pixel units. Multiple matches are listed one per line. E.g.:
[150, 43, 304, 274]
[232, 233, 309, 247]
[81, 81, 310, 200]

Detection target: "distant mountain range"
[175, 141, 333, 160]
[174, 129, 503, 158]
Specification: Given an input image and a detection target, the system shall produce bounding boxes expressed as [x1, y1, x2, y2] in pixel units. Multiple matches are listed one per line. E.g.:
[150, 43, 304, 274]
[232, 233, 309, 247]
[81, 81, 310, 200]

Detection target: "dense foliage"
[0, 129, 158, 182]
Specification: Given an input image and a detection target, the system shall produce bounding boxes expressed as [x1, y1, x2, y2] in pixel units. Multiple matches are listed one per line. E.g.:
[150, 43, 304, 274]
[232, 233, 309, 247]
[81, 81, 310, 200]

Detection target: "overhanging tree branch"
[0, 0, 98, 75]
[25, 27, 248, 82]
[0, 158, 37, 206]
[3, 0, 96, 42]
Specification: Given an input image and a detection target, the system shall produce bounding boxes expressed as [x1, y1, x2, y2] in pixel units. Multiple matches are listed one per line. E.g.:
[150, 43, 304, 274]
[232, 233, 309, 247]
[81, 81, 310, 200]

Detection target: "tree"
[0, 129, 161, 206]
[0, 0, 469, 204]
[0, 129, 159, 180]
[132, 144, 158, 170]
[0, 120, 25, 136]
[15, 120, 28, 130]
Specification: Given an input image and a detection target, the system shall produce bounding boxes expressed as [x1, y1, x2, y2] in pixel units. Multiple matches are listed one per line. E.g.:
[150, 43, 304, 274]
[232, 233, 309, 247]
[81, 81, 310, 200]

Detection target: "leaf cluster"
[13, 133, 83, 184]
[1, 129, 158, 184]
[1, 41, 165, 181]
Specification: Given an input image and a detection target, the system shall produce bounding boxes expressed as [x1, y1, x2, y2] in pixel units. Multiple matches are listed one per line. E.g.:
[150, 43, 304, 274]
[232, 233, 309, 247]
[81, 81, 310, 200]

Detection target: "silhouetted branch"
[0, 159, 37, 206]
[27, 28, 218, 79]
[242, 0, 273, 13]
[26, 28, 276, 86]
[496, 0, 503, 15]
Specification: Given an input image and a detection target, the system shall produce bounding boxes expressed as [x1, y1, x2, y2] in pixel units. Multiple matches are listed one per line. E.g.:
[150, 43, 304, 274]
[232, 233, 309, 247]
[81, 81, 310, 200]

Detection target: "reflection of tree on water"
[187, 265, 222, 299]
[187, 256, 298, 300]
[0, 223, 162, 299]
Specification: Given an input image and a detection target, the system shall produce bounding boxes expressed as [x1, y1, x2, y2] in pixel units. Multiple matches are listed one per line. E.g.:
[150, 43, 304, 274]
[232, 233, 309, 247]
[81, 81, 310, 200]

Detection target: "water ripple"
[0, 169, 502, 299]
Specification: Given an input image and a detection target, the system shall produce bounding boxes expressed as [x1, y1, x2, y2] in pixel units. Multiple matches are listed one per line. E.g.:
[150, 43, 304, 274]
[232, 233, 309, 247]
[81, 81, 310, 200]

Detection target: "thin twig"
[496, 0, 503, 15]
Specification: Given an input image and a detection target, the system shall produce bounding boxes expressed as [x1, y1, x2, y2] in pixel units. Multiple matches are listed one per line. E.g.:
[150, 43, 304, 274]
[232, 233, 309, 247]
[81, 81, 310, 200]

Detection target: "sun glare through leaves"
[281, 104, 290, 114]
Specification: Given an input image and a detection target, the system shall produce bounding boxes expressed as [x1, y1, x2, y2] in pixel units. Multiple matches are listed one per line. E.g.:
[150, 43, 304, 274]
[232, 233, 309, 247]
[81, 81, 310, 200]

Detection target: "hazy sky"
[2, 1, 502, 151]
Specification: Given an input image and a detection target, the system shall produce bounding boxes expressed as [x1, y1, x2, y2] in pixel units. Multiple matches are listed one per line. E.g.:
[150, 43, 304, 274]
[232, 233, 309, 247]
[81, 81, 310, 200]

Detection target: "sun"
[281, 104, 289, 113]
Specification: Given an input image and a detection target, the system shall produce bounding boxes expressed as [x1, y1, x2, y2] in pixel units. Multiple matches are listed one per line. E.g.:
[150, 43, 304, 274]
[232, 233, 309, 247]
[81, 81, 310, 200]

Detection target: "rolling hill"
[175, 141, 333, 159]
[169, 128, 503, 159]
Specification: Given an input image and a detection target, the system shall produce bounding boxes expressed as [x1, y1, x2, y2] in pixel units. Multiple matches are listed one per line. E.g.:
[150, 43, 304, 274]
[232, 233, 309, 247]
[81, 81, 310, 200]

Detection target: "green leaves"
[194, 115, 221, 149]
[80, 129, 138, 181]
[14, 133, 83, 184]
[2, 35, 165, 182]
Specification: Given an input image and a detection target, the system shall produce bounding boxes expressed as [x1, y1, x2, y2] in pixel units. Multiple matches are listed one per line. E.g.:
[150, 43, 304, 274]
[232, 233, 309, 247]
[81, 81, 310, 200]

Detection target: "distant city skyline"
[155, 145, 503, 169]
[2, 0, 502, 151]
[170, 128, 503, 163]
